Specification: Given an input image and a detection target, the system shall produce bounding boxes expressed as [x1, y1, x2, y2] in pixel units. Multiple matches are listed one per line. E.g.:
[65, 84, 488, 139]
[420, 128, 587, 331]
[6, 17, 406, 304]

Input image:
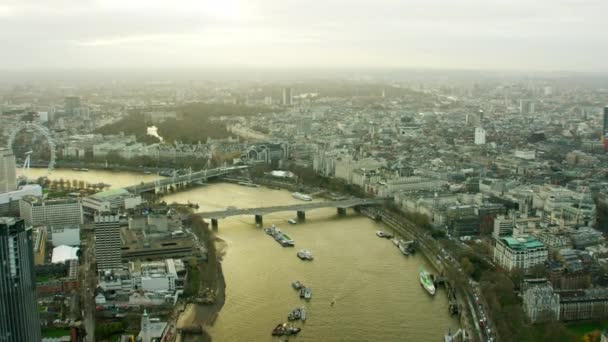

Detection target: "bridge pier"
[255, 214, 263, 226]
[337, 207, 347, 216]
[353, 205, 361, 213]
[297, 210, 306, 222]
[211, 218, 218, 231]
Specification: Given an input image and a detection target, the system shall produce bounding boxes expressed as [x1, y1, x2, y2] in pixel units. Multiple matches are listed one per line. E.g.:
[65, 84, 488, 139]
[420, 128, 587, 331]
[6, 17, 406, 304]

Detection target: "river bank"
[175, 217, 227, 342]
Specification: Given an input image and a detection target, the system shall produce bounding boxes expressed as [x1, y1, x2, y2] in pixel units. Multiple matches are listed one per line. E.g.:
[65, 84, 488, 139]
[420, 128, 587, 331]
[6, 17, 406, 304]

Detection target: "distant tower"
[0, 148, 17, 193]
[519, 99, 535, 115]
[64, 96, 81, 115]
[0, 217, 42, 341]
[282, 88, 292, 106]
[475, 127, 486, 145]
[94, 213, 122, 271]
[603, 106, 608, 152]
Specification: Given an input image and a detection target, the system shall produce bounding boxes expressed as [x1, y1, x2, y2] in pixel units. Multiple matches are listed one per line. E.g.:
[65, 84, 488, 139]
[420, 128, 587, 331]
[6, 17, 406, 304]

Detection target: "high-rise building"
[519, 99, 535, 115]
[0, 217, 42, 341]
[0, 148, 17, 193]
[603, 106, 608, 152]
[19, 195, 84, 227]
[282, 87, 292, 106]
[94, 214, 122, 271]
[64, 96, 81, 115]
[474, 127, 486, 145]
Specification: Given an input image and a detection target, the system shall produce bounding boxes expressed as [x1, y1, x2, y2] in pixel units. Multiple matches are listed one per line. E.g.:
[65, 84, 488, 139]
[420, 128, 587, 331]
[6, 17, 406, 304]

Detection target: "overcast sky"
[1, 0, 607, 71]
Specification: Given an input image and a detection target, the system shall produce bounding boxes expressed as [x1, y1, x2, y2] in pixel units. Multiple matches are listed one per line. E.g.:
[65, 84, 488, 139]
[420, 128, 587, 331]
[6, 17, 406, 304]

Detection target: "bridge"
[124, 165, 248, 194]
[197, 197, 389, 228]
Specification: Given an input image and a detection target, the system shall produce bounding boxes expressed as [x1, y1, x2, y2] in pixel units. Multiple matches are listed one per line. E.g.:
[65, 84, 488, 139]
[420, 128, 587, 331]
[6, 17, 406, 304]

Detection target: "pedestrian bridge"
[197, 197, 390, 228]
[125, 165, 249, 194]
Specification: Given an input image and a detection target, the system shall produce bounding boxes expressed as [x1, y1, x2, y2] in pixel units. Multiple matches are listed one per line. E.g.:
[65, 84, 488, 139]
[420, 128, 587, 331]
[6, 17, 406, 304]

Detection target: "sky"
[1, 0, 607, 71]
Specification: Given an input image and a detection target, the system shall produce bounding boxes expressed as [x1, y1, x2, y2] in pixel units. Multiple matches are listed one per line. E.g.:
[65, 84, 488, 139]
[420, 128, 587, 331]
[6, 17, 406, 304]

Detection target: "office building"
[64, 96, 81, 115]
[494, 235, 548, 271]
[520, 99, 535, 115]
[0, 148, 17, 193]
[0, 217, 42, 341]
[0, 184, 42, 216]
[19, 195, 83, 227]
[282, 87, 292, 106]
[474, 127, 486, 145]
[94, 214, 122, 271]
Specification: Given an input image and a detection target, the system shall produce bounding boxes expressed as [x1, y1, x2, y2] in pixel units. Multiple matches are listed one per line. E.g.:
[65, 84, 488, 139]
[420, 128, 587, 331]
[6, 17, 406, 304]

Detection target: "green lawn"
[567, 320, 608, 336]
[42, 327, 71, 338]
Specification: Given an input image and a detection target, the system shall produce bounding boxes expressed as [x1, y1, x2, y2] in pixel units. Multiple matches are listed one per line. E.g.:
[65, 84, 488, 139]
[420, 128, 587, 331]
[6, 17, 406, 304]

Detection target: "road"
[80, 229, 96, 342]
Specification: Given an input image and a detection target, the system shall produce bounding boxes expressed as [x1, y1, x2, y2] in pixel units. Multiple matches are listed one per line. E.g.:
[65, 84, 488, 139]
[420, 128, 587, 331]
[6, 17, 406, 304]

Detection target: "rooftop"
[502, 236, 545, 250]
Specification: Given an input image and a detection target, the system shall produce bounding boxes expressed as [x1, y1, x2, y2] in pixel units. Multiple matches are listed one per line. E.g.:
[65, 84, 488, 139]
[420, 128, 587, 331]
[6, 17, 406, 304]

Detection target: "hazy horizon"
[1, 0, 607, 72]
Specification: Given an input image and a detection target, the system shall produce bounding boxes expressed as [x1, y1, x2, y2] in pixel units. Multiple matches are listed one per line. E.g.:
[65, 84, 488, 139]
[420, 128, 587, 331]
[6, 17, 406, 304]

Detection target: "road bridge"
[197, 197, 389, 228]
[124, 165, 248, 194]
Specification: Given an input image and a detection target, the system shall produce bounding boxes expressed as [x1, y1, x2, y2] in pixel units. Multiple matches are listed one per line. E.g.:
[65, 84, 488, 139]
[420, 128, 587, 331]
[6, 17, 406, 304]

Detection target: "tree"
[460, 257, 475, 276]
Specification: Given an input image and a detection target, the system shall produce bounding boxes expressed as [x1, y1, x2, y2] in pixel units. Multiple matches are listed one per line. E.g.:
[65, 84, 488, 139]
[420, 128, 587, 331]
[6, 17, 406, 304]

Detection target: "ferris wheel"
[7, 123, 56, 178]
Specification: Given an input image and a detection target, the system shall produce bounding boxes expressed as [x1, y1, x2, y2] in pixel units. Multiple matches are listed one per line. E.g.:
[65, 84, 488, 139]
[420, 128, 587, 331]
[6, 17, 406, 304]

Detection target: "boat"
[420, 267, 436, 295]
[72, 167, 89, 172]
[292, 280, 303, 289]
[271, 323, 301, 336]
[300, 306, 307, 321]
[391, 238, 399, 246]
[292, 192, 312, 201]
[288, 307, 302, 321]
[143, 171, 152, 174]
[376, 231, 386, 238]
[297, 249, 314, 260]
[288, 219, 297, 225]
[299, 287, 306, 298]
[304, 287, 312, 299]
[398, 242, 410, 256]
[237, 181, 259, 187]
[276, 232, 295, 247]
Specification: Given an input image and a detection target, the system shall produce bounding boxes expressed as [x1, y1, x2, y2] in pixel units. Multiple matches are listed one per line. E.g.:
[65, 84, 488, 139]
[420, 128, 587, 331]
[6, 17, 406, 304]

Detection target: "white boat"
[292, 192, 312, 201]
[300, 306, 307, 321]
[288, 219, 297, 225]
[376, 231, 386, 238]
[391, 238, 399, 246]
[398, 242, 410, 256]
[304, 287, 312, 299]
[420, 267, 436, 295]
[297, 249, 314, 260]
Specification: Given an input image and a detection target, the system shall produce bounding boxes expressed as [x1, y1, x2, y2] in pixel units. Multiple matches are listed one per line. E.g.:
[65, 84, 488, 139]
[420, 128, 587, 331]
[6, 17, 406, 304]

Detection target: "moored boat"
[272, 323, 301, 336]
[419, 267, 436, 295]
[304, 287, 312, 299]
[300, 306, 307, 321]
[288, 219, 297, 225]
[398, 242, 410, 256]
[292, 280, 303, 289]
[292, 192, 312, 201]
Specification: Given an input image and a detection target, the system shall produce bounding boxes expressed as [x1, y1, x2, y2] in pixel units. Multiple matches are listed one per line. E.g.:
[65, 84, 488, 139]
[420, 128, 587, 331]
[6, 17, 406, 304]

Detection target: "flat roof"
[90, 188, 129, 200]
[502, 236, 545, 249]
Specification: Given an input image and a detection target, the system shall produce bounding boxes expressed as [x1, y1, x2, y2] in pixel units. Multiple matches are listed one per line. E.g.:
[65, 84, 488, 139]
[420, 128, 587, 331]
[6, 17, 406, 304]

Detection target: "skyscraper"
[0, 217, 41, 341]
[94, 213, 122, 271]
[475, 127, 486, 145]
[0, 148, 17, 193]
[282, 87, 292, 106]
[64, 96, 81, 115]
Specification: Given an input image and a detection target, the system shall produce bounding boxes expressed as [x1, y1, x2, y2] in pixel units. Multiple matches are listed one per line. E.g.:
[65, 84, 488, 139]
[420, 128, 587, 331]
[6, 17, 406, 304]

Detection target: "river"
[30, 168, 459, 341]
